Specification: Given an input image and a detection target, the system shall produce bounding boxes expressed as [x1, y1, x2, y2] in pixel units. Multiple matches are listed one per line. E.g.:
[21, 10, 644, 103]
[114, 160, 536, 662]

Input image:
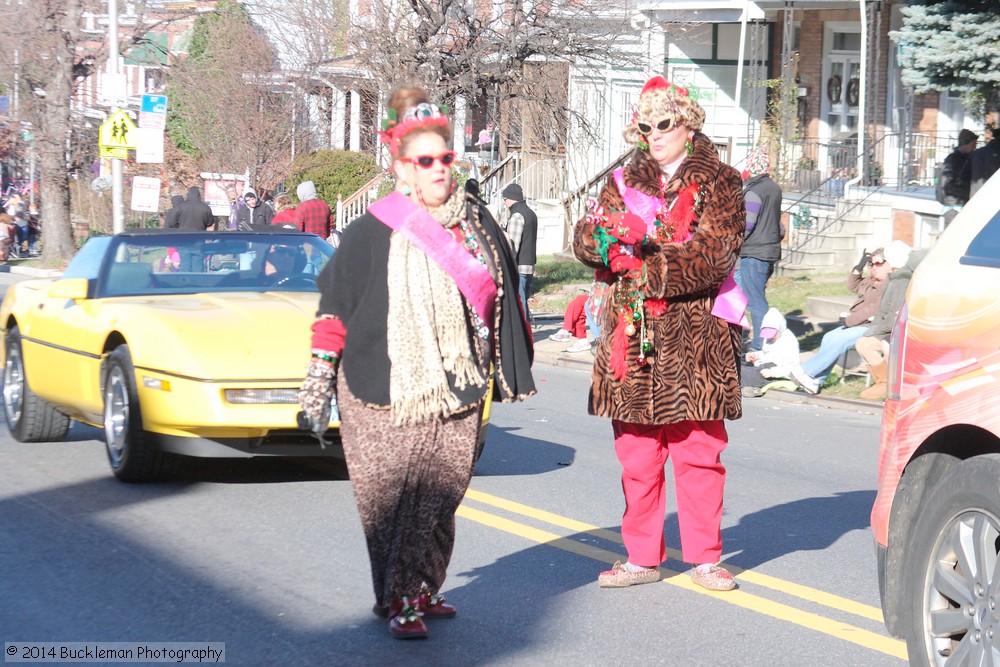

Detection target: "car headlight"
[224, 388, 299, 404]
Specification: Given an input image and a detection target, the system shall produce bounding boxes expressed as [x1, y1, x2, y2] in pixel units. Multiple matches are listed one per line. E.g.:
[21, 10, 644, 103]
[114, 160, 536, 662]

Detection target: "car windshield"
[89, 232, 334, 298]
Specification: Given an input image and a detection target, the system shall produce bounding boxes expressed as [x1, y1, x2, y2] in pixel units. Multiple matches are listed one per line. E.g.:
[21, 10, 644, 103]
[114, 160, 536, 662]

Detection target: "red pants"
[612, 419, 728, 566]
[562, 294, 588, 338]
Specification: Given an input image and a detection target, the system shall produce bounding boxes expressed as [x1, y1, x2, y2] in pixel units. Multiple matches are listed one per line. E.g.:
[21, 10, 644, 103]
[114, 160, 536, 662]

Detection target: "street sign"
[139, 94, 168, 130]
[99, 109, 138, 151]
[130, 176, 161, 213]
[98, 72, 128, 107]
[135, 127, 164, 164]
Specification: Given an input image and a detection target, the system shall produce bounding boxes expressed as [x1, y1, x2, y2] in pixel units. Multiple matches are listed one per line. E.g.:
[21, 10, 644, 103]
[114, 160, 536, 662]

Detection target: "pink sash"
[612, 169, 749, 328]
[368, 192, 497, 326]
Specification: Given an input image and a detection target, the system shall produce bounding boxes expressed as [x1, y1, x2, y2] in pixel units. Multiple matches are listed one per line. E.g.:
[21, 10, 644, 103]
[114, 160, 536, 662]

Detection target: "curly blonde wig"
[622, 76, 706, 145]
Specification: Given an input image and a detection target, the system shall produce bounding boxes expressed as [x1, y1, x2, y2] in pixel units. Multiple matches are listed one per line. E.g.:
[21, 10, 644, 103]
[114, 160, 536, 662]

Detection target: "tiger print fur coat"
[573, 132, 746, 425]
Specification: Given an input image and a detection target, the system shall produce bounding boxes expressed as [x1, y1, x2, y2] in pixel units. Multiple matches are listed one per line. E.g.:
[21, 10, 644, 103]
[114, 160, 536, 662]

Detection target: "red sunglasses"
[637, 118, 675, 135]
[401, 151, 457, 169]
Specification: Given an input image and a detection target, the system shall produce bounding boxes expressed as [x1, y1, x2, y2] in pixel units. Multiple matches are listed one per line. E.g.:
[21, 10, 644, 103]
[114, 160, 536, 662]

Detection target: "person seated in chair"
[790, 244, 908, 394]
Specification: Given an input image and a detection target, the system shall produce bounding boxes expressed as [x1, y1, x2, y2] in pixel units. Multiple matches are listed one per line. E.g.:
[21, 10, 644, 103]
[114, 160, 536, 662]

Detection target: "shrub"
[285, 150, 383, 204]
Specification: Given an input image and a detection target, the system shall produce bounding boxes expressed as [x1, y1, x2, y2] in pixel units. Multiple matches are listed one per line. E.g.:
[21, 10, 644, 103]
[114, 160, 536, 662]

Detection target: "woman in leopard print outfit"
[573, 76, 746, 592]
[298, 87, 535, 639]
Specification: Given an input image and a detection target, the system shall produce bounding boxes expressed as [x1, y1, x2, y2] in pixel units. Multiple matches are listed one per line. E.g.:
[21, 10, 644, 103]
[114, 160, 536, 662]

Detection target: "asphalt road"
[0, 270, 905, 665]
[0, 353, 904, 666]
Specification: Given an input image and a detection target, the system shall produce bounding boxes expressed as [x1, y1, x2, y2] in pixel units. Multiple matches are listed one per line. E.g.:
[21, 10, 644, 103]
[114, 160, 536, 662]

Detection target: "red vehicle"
[872, 171, 1000, 665]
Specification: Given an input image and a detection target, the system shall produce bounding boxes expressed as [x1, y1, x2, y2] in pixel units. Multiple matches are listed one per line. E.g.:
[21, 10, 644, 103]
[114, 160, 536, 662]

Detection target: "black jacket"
[940, 148, 971, 205]
[164, 195, 185, 228]
[740, 173, 783, 262]
[236, 202, 274, 229]
[175, 187, 215, 231]
[317, 195, 535, 408]
[508, 200, 537, 267]
[962, 138, 1000, 200]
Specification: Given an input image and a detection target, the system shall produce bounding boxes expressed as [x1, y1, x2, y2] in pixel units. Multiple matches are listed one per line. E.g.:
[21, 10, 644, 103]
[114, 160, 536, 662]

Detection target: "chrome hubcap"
[104, 366, 129, 466]
[923, 510, 1000, 665]
[3, 343, 24, 427]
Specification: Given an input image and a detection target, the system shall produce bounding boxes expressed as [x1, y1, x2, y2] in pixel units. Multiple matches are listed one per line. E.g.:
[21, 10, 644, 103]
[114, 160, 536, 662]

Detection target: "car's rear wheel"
[904, 454, 1000, 666]
[3, 325, 70, 442]
[103, 344, 171, 482]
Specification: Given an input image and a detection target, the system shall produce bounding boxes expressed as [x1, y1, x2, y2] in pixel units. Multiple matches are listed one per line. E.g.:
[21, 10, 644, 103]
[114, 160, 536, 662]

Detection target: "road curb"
[4, 265, 63, 278]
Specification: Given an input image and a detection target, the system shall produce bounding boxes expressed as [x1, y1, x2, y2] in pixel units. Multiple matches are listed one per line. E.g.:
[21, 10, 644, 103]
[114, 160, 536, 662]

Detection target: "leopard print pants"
[337, 375, 484, 607]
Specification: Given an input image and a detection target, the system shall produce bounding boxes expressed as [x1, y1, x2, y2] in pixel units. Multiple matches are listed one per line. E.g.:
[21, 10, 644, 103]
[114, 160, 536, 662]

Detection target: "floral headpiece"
[378, 102, 451, 155]
[622, 76, 706, 146]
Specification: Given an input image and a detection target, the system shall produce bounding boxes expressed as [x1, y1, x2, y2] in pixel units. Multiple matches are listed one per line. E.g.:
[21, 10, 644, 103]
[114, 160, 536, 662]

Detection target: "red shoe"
[374, 590, 457, 619]
[417, 589, 457, 619]
[387, 598, 427, 640]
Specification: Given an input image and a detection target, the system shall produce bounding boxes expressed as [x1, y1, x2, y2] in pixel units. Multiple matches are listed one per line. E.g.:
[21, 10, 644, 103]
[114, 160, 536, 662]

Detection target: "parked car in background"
[872, 171, 1000, 664]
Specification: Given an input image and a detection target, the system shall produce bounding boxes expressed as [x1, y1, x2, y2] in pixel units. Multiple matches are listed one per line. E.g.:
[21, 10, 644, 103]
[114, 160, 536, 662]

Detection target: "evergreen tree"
[890, 1, 1000, 105]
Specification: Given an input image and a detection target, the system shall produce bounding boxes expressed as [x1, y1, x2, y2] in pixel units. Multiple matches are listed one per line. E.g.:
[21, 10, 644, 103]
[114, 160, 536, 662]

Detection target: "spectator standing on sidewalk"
[962, 128, 1000, 200]
[294, 180, 334, 240]
[735, 144, 784, 352]
[938, 129, 977, 226]
[235, 189, 274, 228]
[175, 186, 216, 231]
[271, 194, 297, 227]
[573, 75, 746, 593]
[501, 183, 537, 327]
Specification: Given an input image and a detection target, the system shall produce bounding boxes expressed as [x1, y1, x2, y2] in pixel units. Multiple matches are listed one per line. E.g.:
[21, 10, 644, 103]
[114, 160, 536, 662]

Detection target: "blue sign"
[141, 94, 168, 115]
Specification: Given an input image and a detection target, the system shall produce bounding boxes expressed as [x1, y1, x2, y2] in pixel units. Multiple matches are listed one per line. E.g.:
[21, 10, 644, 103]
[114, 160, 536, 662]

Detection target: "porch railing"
[336, 171, 393, 231]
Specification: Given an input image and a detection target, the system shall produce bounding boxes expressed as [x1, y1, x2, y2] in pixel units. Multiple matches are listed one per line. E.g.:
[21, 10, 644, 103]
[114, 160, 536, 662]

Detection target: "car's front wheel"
[3, 325, 70, 442]
[904, 454, 1000, 666]
[103, 344, 171, 482]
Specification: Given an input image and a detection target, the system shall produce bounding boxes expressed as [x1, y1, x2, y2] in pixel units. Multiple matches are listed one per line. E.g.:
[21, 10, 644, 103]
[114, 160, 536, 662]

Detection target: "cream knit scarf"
[386, 190, 489, 425]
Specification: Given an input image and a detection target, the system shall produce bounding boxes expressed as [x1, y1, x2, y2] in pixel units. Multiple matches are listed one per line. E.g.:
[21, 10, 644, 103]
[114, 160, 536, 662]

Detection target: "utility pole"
[109, 0, 124, 233]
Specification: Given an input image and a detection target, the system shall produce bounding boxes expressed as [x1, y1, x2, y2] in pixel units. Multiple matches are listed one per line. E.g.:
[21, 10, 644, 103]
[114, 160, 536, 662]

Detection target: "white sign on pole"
[135, 127, 165, 163]
[130, 176, 161, 213]
[99, 72, 128, 107]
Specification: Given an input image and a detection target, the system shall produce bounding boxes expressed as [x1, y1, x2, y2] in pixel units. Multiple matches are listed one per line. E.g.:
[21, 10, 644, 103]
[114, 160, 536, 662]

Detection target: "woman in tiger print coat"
[573, 76, 746, 592]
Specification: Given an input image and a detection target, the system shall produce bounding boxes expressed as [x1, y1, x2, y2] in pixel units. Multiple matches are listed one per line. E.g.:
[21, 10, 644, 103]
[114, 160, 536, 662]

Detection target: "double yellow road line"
[459, 488, 906, 661]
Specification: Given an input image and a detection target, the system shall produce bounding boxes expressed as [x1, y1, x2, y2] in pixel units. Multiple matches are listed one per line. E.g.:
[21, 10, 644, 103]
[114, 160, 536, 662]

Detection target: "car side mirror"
[47, 278, 90, 301]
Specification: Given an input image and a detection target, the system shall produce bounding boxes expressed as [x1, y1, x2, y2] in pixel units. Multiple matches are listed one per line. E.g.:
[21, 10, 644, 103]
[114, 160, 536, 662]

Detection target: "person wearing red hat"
[573, 75, 746, 592]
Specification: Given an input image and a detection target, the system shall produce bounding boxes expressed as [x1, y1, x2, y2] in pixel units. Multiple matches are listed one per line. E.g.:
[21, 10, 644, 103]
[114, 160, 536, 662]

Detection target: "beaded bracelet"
[311, 350, 339, 365]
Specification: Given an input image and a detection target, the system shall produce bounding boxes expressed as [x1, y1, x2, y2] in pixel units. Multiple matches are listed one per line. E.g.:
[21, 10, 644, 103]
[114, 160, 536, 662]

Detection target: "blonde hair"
[274, 194, 294, 212]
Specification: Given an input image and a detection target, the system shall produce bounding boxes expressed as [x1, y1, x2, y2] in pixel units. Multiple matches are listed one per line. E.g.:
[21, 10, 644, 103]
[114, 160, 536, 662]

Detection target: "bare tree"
[347, 0, 642, 156]
[249, 0, 642, 158]
[166, 1, 300, 189]
[0, 0, 98, 261]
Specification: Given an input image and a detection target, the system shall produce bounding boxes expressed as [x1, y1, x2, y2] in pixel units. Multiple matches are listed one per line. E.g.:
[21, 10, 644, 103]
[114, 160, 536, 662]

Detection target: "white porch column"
[330, 86, 346, 150]
[453, 94, 467, 156]
[349, 89, 361, 152]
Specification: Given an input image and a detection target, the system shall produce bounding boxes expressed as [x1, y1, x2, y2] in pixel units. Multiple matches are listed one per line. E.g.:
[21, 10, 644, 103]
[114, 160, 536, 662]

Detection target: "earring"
[399, 183, 412, 196]
[637, 140, 649, 152]
[685, 139, 694, 156]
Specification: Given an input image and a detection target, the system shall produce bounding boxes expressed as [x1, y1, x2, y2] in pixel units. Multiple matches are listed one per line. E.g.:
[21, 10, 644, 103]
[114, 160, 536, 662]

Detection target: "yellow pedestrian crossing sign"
[99, 110, 138, 154]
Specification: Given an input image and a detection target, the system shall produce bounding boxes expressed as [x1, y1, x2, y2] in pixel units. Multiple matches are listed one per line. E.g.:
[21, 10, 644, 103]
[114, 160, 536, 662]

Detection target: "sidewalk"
[0, 262, 63, 278]
[528, 313, 880, 414]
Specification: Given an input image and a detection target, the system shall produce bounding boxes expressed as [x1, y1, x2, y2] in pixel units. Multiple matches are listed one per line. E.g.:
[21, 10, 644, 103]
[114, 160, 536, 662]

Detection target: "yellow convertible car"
[1, 229, 343, 482]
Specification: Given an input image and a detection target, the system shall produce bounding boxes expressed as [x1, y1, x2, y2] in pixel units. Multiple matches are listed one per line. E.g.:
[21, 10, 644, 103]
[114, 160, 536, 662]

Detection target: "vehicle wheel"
[103, 344, 171, 482]
[3, 325, 70, 442]
[903, 454, 1000, 666]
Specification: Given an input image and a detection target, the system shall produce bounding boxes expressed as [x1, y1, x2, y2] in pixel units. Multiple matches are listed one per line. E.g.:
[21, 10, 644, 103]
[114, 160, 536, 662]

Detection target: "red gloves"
[606, 212, 647, 245]
[607, 245, 643, 274]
